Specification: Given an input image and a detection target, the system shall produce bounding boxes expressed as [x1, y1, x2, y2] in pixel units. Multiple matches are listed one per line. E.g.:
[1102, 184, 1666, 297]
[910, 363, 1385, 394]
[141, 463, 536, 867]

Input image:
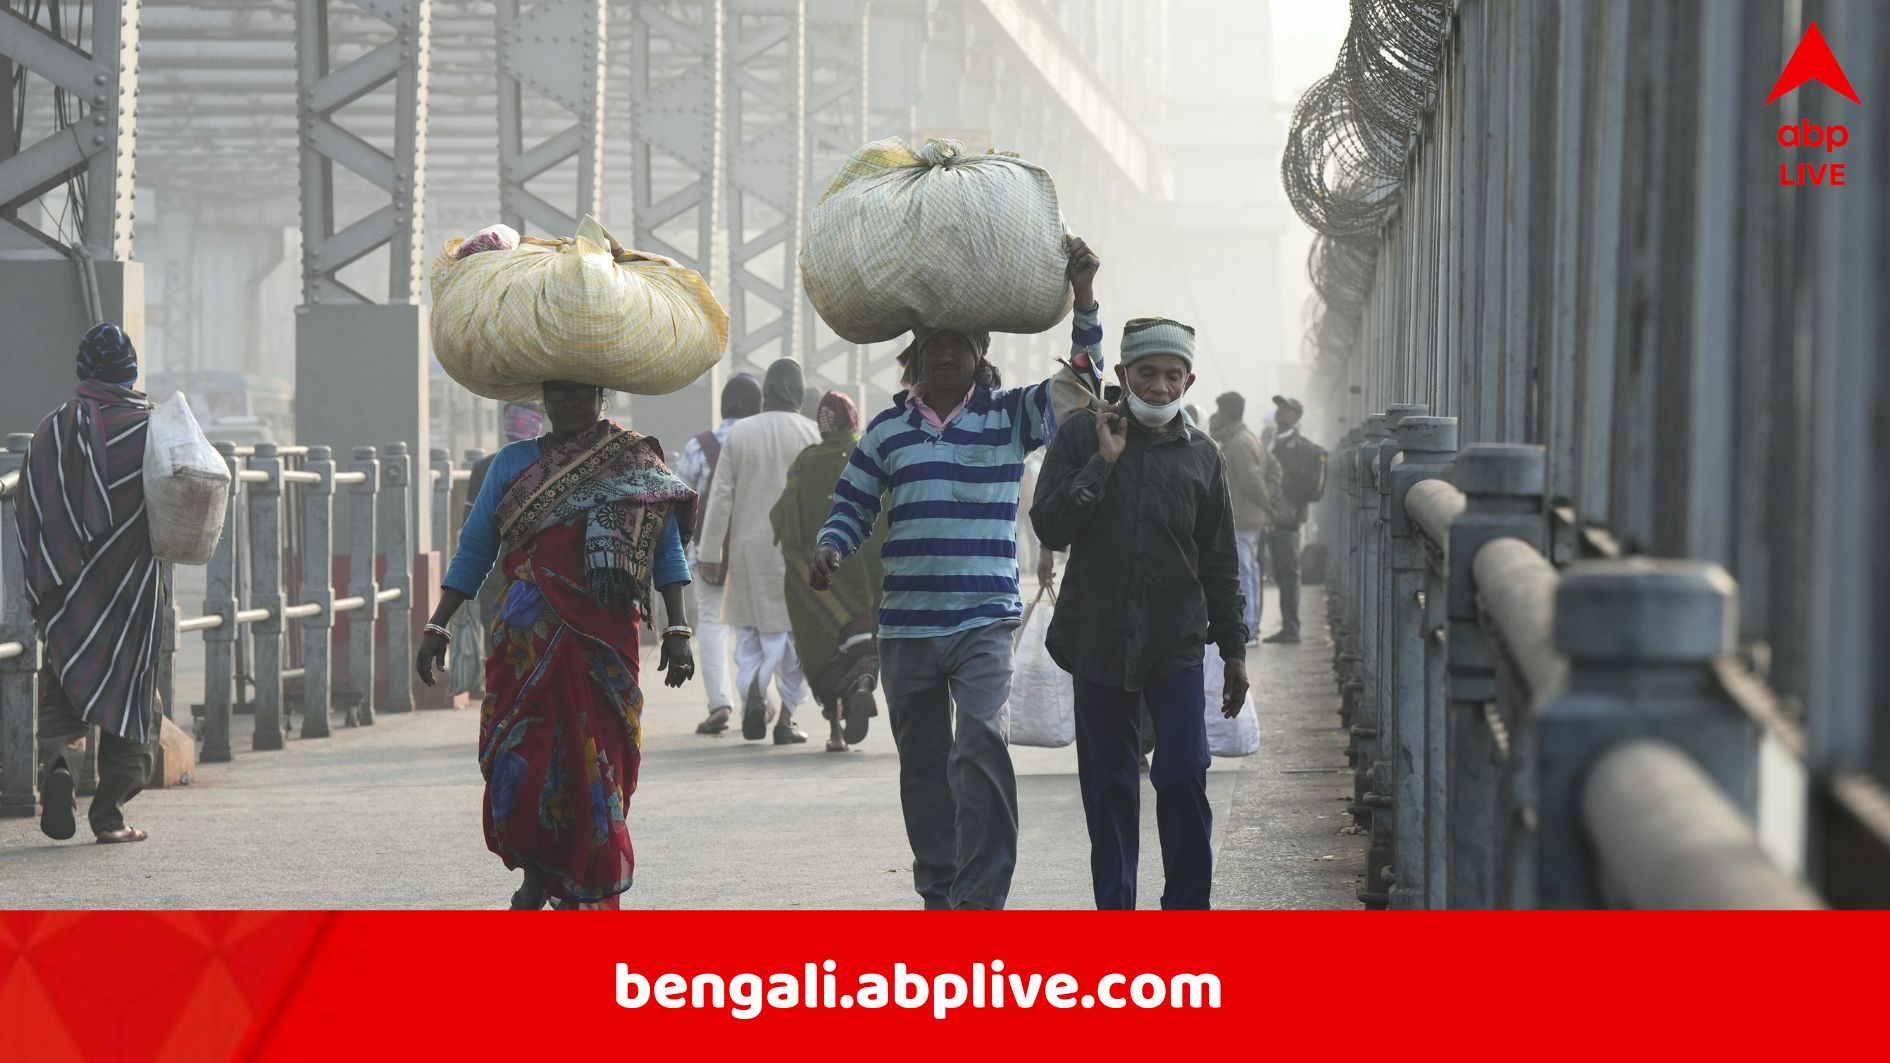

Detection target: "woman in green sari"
[771, 391, 886, 751]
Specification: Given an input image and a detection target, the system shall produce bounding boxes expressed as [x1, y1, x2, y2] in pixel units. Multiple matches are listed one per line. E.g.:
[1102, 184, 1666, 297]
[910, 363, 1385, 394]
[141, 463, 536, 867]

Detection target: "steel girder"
[800, 0, 867, 394]
[628, 0, 723, 277]
[0, 0, 140, 258]
[295, 0, 431, 306]
[724, 0, 805, 377]
[496, 0, 604, 238]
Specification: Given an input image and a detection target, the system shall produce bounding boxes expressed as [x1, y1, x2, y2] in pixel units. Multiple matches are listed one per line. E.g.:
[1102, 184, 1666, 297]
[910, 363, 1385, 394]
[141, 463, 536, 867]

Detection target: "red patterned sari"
[479, 422, 694, 908]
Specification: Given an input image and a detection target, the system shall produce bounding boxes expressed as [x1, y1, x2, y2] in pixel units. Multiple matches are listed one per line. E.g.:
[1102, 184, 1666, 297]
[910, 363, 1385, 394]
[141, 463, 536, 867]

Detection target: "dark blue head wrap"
[77, 323, 139, 384]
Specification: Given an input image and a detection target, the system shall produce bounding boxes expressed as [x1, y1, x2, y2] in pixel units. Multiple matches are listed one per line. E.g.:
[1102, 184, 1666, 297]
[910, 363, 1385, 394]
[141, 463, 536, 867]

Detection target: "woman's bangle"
[663, 625, 694, 639]
[423, 622, 453, 643]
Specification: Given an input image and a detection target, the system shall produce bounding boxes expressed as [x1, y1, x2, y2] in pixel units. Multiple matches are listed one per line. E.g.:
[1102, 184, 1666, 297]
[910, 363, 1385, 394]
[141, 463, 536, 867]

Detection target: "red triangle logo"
[1765, 22, 1861, 105]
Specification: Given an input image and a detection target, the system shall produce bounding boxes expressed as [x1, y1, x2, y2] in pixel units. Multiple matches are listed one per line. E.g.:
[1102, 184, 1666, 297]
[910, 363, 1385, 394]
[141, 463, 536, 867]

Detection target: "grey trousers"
[38, 666, 155, 834]
[1263, 525, 1303, 636]
[879, 623, 1020, 910]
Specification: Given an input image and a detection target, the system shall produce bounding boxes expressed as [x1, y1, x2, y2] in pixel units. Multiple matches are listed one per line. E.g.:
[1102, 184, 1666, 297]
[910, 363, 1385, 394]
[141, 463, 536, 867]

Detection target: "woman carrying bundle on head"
[415, 380, 698, 910]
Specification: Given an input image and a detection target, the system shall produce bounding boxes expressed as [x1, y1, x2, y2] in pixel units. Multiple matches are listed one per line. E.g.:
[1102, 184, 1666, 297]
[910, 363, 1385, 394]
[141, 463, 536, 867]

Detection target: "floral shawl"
[494, 421, 695, 616]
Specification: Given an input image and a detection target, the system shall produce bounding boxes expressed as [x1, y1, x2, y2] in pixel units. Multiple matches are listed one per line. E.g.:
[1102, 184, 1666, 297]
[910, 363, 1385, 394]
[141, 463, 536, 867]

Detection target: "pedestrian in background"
[1209, 391, 1280, 646]
[16, 324, 166, 844]
[465, 402, 546, 655]
[1032, 317, 1250, 910]
[674, 373, 763, 733]
[811, 238, 1103, 910]
[771, 390, 885, 751]
[698, 360, 821, 744]
[1263, 395, 1325, 644]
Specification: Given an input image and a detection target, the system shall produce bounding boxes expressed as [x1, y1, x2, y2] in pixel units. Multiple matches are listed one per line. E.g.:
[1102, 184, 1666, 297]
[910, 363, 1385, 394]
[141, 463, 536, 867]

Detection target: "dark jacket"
[1030, 407, 1247, 692]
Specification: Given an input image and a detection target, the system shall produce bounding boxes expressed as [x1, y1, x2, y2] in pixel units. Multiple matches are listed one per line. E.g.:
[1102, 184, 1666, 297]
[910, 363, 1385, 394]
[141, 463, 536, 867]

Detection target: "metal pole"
[200, 443, 241, 763]
[248, 444, 286, 751]
[346, 447, 380, 726]
[0, 435, 41, 818]
[379, 443, 415, 715]
[301, 446, 337, 739]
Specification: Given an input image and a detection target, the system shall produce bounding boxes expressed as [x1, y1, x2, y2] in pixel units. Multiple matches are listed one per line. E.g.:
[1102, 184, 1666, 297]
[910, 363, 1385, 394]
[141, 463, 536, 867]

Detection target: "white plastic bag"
[801, 138, 1075, 343]
[1008, 590, 1075, 748]
[1202, 643, 1259, 758]
[143, 392, 230, 565]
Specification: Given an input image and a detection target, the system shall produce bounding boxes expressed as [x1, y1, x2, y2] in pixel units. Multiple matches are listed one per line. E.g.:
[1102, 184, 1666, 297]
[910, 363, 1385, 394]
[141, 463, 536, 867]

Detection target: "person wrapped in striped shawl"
[15, 324, 163, 844]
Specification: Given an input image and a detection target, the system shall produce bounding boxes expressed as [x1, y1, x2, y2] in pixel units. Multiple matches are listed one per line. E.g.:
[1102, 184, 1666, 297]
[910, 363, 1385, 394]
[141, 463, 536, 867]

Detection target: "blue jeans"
[1235, 530, 1263, 639]
[879, 623, 1020, 909]
[1072, 663, 1213, 909]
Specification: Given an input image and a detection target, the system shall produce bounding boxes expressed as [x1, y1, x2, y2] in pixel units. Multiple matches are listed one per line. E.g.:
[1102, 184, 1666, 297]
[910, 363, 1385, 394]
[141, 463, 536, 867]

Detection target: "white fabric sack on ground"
[801, 138, 1075, 343]
[143, 392, 230, 565]
[1203, 643, 1260, 758]
[1008, 591, 1075, 748]
[429, 215, 729, 402]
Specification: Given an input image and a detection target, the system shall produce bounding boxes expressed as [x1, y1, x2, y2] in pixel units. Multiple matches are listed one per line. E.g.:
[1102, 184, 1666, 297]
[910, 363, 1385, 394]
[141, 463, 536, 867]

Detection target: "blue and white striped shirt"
[817, 306, 1103, 639]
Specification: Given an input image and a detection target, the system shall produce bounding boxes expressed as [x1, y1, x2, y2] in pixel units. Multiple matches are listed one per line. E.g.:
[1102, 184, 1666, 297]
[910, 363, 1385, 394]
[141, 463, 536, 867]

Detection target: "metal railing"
[1324, 415, 1820, 909]
[0, 436, 482, 816]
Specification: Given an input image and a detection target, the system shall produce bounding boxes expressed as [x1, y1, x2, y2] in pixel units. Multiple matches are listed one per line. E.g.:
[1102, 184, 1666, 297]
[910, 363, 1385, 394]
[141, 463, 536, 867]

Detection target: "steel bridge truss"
[496, 0, 604, 238]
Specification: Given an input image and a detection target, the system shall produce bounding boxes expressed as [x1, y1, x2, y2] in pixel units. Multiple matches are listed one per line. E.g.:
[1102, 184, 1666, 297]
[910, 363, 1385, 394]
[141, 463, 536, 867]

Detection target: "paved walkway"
[0, 589, 1362, 909]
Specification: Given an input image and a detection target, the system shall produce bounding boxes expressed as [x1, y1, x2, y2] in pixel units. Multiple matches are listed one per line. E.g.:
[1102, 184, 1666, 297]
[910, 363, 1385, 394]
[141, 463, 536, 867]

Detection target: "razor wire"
[1283, 0, 1449, 371]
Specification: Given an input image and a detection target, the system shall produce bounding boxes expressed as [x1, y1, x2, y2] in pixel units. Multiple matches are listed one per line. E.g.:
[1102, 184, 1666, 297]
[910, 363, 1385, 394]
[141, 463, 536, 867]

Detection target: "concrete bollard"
[1443, 443, 1546, 908]
[1534, 559, 1752, 908]
[1385, 416, 1457, 908]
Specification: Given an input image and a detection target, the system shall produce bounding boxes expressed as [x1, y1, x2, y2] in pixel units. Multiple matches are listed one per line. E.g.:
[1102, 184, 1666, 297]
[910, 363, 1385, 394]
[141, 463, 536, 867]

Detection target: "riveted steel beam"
[723, 0, 805, 376]
[0, 0, 141, 258]
[295, 0, 430, 306]
[628, 0, 723, 277]
[801, 0, 868, 394]
[496, 0, 604, 237]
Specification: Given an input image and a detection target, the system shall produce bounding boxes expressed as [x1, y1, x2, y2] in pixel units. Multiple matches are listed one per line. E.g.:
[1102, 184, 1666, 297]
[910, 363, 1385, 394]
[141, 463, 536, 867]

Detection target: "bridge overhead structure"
[1291, 0, 1889, 907]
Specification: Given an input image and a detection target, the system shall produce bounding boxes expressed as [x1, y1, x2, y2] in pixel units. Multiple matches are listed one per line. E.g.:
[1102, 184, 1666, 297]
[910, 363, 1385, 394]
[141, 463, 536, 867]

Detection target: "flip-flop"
[695, 706, 731, 735]
[95, 827, 148, 844]
[741, 688, 768, 741]
[39, 766, 76, 841]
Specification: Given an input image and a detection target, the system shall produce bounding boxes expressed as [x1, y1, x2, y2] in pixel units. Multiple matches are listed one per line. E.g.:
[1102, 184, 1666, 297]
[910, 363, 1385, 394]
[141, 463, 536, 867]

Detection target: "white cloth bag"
[1202, 643, 1260, 758]
[143, 392, 230, 565]
[1008, 589, 1075, 748]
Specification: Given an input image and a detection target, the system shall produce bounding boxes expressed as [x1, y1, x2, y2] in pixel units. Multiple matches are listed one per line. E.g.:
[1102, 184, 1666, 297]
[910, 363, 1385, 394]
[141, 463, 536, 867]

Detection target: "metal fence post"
[301, 447, 338, 740]
[248, 444, 287, 752]
[1352, 413, 1392, 907]
[1374, 402, 1428, 908]
[1535, 559, 1752, 907]
[1386, 416, 1458, 908]
[0, 435, 41, 818]
[346, 447, 381, 727]
[380, 443, 415, 715]
[199, 443, 242, 764]
[1443, 444, 1546, 907]
[430, 448, 454, 559]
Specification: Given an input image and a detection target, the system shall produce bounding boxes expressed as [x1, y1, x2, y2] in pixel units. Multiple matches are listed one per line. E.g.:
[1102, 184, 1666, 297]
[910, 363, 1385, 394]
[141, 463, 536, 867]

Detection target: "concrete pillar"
[0, 261, 144, 436]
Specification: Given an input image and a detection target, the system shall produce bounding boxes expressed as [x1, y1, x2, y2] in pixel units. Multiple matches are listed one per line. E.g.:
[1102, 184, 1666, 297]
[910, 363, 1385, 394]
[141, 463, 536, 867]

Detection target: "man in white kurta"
[697, 359, 822, 744]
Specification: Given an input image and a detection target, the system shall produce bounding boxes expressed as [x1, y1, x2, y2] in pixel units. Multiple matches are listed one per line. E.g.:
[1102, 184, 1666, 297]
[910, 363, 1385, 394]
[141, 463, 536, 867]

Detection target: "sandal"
[94, 827, 148, 844]
[40, 764, 76, 841]
[695, 706, 732, 735]
[842, 678, 878, 746]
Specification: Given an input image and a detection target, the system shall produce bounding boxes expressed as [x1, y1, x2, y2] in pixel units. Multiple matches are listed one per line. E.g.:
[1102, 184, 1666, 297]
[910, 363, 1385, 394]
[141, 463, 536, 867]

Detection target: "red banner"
[0, 911, 1880, 1061]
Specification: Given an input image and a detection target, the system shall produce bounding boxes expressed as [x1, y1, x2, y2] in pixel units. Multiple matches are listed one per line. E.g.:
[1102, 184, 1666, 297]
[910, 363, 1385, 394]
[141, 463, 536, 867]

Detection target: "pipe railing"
[0, 436, 487, 815]
[1322, 418, 1820, 909]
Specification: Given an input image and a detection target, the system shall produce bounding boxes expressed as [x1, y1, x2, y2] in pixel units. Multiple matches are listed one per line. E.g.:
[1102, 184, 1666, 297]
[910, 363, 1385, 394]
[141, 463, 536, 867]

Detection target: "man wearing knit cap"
[675, 373, 764, 732]
[1209, 392, 1282, 645]
[812, 237, 1103, 909]
[699, 361, 821, 743]
[1032, 317, 1250, 909]
[17, 324, 166, 843]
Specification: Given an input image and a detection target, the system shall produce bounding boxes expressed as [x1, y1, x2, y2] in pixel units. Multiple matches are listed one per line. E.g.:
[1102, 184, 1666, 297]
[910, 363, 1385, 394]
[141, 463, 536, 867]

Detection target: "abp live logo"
[1767, 21, 1859, 188]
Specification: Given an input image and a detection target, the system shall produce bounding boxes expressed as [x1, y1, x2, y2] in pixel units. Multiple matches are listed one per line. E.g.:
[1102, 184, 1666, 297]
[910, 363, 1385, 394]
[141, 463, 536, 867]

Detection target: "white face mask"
[1125, 387, 1183, 429]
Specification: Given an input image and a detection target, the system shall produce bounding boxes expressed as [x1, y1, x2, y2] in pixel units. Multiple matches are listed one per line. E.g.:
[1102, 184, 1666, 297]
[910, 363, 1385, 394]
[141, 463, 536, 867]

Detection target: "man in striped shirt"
[810, 237, 1102, 910]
